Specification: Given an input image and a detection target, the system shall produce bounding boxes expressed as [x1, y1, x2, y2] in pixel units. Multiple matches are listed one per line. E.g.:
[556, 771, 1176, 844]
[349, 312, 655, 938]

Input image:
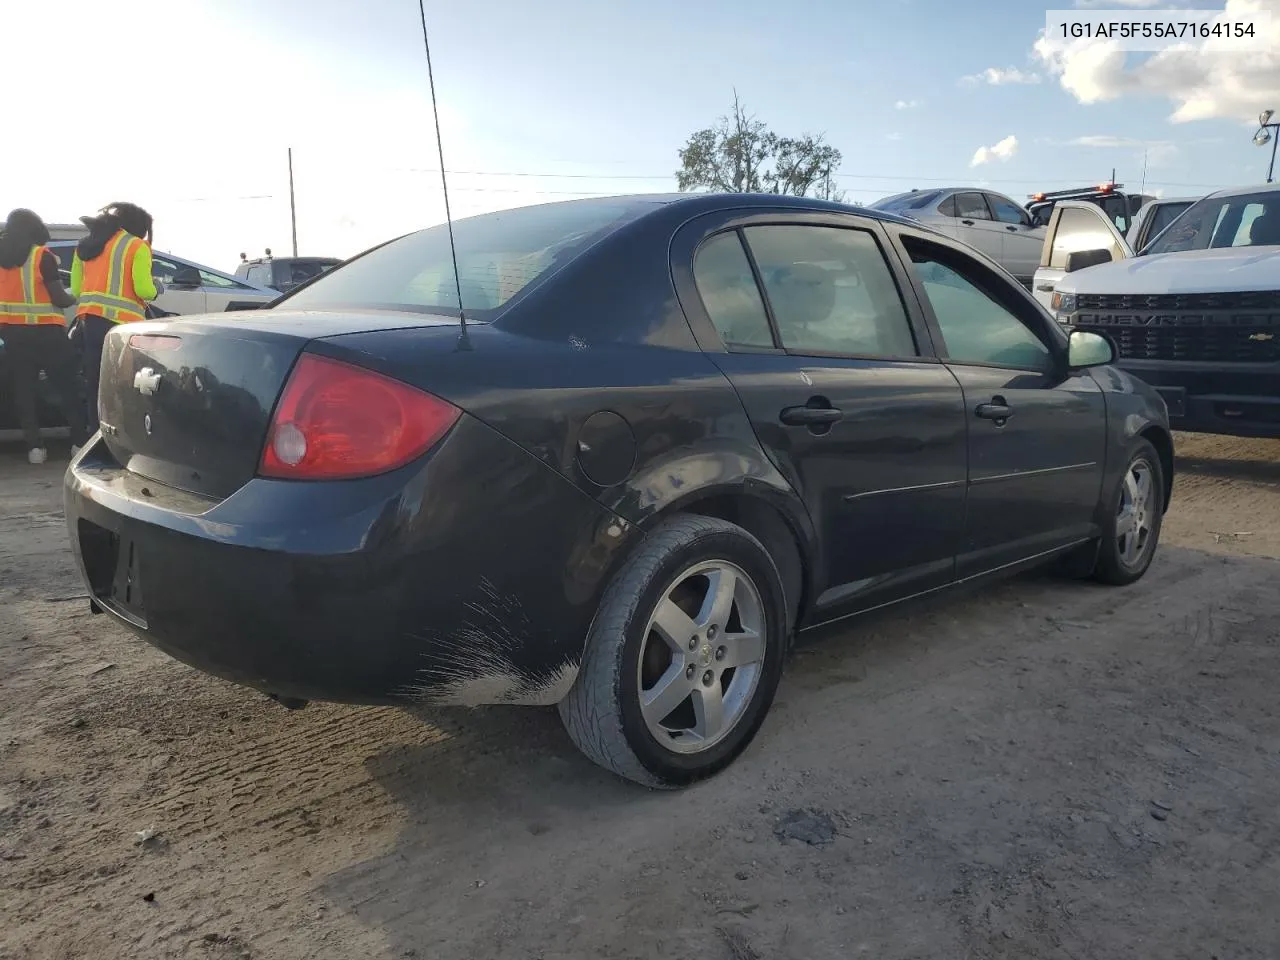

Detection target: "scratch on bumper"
[397, 577, 581, 706]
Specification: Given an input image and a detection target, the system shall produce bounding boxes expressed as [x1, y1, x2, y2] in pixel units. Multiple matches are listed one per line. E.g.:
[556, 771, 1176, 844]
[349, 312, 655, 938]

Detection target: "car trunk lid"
[97, 310, 465, 499]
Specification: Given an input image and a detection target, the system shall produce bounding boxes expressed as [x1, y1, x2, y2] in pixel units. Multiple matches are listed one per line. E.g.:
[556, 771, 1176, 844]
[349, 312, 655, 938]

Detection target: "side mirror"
[170, 266, 202, 289]
[1068, 330, 1115, 369]
[1064, 248, 1112, 273]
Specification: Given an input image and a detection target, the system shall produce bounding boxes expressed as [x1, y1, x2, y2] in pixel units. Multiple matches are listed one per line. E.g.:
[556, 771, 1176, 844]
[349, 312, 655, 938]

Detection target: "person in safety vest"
[0, 208, 87, 464]
[70, 202, 158, 437]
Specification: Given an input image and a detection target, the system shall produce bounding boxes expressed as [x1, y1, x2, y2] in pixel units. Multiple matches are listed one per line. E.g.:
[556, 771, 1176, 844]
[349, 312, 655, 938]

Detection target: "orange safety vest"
[78, 230, 147, 324]
[0, 245, 65, 325]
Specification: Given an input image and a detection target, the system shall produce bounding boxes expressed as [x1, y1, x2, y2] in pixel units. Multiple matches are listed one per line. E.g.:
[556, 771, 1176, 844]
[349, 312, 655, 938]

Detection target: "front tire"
[559, 514, 788, 788]
[1092, 439, 1164, 586]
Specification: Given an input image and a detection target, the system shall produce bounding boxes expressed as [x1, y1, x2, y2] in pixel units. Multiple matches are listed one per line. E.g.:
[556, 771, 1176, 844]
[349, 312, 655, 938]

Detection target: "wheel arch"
[646, 484, 816, 637]
[1137, 423, 1174, 514]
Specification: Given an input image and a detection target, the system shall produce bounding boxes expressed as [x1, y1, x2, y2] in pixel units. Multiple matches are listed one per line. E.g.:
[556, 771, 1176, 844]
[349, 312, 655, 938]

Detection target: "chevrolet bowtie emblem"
[1248, 332, 1275, 342]
[133, 367, 162, 396]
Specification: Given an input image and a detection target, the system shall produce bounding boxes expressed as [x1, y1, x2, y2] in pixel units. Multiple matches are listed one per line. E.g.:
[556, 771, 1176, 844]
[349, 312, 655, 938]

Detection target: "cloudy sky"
[7, 0, 1277, 271]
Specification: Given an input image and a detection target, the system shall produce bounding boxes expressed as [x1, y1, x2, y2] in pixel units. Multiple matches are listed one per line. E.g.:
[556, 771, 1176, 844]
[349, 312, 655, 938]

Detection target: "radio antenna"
[416, 0, 471, 351]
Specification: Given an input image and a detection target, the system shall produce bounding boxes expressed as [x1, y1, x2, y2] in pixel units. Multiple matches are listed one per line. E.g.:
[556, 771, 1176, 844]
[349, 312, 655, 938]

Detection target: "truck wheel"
[1092, 438, 1164, 586]
[559, 514, 788, 788]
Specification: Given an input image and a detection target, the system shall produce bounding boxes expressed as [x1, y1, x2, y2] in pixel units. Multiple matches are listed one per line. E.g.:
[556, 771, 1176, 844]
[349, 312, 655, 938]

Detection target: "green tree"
[676, 93, 846, 201]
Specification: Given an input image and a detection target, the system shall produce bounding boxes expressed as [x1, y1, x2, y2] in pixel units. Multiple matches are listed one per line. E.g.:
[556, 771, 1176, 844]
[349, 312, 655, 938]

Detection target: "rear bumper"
[1114, 360, 1280, 440]
[64, 415, 632, 706]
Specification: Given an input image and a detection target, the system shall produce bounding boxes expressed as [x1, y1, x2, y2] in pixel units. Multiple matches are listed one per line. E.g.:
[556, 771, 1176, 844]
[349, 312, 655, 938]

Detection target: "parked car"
[64, 193, 1172, 787]
[235, 253, 343, 293]
[45, 242, 277, 316]
[870, 188, 1044, 287]
[1126, 196, 1200, 253]
[48, 222, 89, 242]
[1039, 185, 1280, 439]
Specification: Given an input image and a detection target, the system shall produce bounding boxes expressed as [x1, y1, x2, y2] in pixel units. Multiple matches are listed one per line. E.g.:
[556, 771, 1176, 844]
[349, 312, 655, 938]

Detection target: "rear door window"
[692, 232, 775, 348]
[954, 193, 992, 220]
[742, 225, 918, 358]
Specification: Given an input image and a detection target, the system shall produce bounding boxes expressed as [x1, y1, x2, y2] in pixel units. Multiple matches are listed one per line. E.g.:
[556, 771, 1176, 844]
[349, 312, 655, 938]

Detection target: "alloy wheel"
[1116, 458, 1155, 568]
[636, 560, 766, 754]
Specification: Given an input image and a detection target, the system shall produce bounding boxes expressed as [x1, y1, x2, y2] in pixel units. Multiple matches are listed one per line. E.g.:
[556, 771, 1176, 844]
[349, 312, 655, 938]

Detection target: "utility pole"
[288, 147, 298, 256]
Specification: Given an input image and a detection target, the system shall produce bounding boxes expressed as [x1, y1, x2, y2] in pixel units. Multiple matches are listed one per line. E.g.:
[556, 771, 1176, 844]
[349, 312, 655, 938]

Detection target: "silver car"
[45, 242, 277, 317]
[870, 188, 1045, 288]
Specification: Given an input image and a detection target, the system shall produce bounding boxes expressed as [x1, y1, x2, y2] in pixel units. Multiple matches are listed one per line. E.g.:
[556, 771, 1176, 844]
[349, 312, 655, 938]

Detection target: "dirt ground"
[2, 433, 1279, 960]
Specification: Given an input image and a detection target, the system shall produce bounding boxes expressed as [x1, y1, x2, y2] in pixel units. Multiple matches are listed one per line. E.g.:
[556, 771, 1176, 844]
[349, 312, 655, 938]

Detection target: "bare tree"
[676, 93, 845, 200]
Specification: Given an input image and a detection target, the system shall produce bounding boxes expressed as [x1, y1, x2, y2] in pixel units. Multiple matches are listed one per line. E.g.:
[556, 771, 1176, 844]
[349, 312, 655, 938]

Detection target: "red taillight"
[259, 353, 460, 480]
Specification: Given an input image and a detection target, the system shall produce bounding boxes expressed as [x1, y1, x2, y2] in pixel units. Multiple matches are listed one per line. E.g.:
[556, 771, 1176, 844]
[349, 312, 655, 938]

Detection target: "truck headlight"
[1050, 291, 1077, 323]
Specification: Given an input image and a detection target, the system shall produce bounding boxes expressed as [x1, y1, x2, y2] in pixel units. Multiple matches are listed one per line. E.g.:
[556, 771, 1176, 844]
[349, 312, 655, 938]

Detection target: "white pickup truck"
[1032, 184, 1280, 439]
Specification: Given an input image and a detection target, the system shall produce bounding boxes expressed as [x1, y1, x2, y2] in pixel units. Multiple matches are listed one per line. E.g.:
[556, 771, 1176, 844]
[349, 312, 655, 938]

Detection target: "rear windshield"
[1145, 190, 1280, 255]
[286, 259, 339, 285]
[281, 200, 653, 317]
[870, 190, 943, 213]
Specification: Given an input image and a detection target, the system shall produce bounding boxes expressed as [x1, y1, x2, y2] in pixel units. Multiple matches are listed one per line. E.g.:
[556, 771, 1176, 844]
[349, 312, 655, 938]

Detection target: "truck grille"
[1072, 290, 1280, 363]
[1076, 290, 1280, 312]
[1074, 323, 1280, 363]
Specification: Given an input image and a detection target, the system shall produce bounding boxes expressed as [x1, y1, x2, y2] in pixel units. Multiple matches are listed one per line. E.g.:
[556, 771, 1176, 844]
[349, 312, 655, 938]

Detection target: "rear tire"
[558, 514, 788, 788]
[1091, 439, 1164, 586]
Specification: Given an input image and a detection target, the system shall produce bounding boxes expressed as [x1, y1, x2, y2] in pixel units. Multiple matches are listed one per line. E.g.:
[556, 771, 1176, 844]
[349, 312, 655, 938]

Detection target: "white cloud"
[962, 66, 1042, 85]
[1034, 0, 1280, 123]
[970, 135, 1019, 166]
[1074, 0, 1162, 6]
[895, 99, 921, 110]
[1068, 135, 1147, 148]
[886, 132, 904, 141]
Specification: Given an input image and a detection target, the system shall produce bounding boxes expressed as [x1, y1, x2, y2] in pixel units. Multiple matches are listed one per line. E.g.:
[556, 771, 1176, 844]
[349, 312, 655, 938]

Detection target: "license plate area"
[1156, 386, 1187, 418]
[78, 519, 147, 627]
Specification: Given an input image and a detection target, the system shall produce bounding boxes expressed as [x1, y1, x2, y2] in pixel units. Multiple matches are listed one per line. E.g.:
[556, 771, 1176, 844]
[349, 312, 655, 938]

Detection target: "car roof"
[574, 191, 928, 232]
[376, 192, 926, 240]
[1203, 182, 1280, 200]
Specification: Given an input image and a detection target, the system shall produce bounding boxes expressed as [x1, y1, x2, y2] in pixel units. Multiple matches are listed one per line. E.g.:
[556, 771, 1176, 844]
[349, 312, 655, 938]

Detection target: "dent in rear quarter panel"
[307, 414, 637, 706]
